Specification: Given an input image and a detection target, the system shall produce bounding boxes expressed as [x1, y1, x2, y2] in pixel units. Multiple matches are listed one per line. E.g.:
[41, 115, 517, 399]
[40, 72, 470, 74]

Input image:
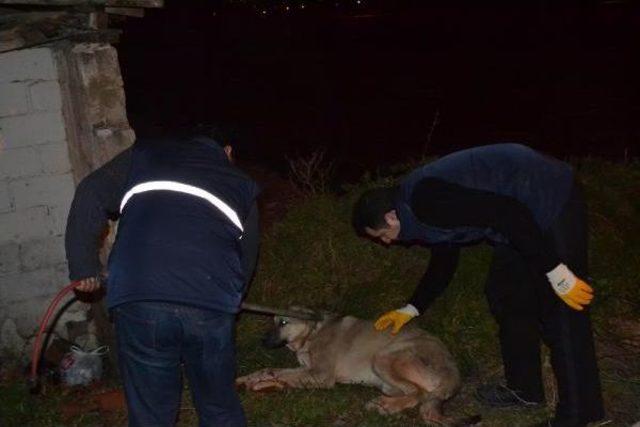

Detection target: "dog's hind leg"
[418, 397, 446, 426]
[365, 394, 421, 415]
[392, 350, 460, 403]
[372, 352, 421, 396]
[365, 353, 423, 415]
[374, 352, 451, 397]
[370, 351, 460, 423]
[390, 354, 464, 426]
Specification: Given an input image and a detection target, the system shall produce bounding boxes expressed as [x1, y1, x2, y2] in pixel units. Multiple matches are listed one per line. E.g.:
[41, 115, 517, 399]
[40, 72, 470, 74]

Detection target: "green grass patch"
[1, 159, 638, 426]
[236, 159, 640, 426]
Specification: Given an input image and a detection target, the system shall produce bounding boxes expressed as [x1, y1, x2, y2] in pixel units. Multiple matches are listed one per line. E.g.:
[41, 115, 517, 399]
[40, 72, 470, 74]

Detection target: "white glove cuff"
[397, 304, 420, 317]
[546, 263, 577, 295]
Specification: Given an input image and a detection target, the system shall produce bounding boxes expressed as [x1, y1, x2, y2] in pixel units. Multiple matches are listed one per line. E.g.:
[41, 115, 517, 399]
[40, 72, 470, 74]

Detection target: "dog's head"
[262, 306, 319, 351]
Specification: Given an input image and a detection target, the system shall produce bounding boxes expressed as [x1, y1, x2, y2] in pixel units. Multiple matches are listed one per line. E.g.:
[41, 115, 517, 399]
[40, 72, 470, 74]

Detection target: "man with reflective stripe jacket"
[352, 143, 603, 427]
[65, 135, 259, 427]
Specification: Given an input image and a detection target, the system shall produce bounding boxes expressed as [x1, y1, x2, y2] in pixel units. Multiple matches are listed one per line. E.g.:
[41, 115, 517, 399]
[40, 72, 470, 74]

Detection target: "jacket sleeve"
[65, 148, 132, 280]
[408, 245, 460, 313]
[409, 177, 560, 273]
[240, 201, 260, 287]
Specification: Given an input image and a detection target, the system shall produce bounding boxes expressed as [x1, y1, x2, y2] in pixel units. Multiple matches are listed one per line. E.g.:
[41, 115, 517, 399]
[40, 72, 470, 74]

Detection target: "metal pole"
[240, 302, 322, 321]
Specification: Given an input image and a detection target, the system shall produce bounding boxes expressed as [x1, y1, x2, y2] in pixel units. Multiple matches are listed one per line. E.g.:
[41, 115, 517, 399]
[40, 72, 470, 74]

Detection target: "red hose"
[29, 281, 82, 385]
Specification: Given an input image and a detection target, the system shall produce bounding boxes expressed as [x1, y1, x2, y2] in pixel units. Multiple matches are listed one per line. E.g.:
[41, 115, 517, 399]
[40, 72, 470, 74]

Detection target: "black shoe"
[475, 383, 544, 408]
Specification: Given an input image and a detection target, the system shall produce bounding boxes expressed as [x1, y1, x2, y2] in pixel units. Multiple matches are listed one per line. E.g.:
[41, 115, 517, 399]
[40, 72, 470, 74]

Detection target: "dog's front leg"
[272, 367, 335, 389]
[236, 368, 279, 390]
[237, 367, 333, 391]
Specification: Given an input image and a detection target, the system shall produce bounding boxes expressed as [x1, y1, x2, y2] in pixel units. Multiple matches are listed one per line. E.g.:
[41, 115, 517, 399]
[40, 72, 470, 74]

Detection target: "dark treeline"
[116, 0, 639, 174]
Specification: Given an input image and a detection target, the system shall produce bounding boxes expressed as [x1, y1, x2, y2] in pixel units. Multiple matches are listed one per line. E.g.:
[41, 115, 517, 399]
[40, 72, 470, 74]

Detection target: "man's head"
[352, 186, 401, 244]
[223, 145, 233, 163]
[195, 123, 248, 161]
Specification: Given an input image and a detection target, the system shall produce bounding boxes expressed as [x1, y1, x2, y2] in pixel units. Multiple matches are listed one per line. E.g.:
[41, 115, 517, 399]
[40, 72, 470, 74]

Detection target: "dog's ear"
[288, 305, 316, 315]
[283, 306, 323, 321]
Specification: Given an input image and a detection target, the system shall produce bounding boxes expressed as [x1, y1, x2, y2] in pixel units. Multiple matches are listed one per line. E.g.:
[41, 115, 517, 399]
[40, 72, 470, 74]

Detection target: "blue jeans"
[113, 302, 246, 427]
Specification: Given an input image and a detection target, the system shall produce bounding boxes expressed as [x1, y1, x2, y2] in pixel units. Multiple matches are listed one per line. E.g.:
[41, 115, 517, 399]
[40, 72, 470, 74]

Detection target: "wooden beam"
[0, 11, 69, 24]
[0, 10, 121, 53]
[105, 7, 143, 17]
[106, 0, 162, 7]
[0, 25, 46, 52]
[89, 10, 108, 28]
[0, 29, 122, 53]
[0, 1, 102, 5]
[0, 0, 163, 7]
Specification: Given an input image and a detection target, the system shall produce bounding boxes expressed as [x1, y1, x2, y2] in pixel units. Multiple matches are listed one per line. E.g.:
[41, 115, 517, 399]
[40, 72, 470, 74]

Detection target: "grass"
[1, 159, 639, 426]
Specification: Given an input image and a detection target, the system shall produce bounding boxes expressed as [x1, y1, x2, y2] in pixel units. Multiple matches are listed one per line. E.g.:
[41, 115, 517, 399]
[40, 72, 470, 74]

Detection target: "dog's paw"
[236, 369, 283, 392]
[237, 369, 272, 384]
[235, 376, 250, 388]
[365, 397, 389, 414]
[249, 379, 286, 392]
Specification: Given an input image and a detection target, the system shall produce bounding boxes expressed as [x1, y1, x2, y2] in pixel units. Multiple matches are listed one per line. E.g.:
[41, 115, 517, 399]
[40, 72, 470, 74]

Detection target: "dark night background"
[114, 0, 639, 175]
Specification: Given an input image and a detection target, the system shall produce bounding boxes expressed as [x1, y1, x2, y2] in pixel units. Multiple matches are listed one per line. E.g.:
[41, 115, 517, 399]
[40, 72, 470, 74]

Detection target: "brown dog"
[237, 309, 466, 424]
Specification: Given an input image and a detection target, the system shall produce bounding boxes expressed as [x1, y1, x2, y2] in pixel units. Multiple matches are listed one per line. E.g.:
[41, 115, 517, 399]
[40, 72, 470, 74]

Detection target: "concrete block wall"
[0, 47, 89, 357]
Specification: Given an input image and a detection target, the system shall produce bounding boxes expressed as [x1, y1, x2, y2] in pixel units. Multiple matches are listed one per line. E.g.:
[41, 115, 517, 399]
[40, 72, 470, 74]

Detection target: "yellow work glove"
[374, 304, 419, 334]
[546, 263, 594, 311]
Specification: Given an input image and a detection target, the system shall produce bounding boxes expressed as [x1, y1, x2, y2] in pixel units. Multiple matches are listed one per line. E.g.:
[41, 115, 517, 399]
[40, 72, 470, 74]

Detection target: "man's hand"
[546, 264, 594, 311]
[374, 304, 419, 334]
[75, 276, 102, 293]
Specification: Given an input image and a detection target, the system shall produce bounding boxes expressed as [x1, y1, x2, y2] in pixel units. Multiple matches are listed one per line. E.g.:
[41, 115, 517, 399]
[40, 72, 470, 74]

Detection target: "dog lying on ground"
[236, 308, 474, 425]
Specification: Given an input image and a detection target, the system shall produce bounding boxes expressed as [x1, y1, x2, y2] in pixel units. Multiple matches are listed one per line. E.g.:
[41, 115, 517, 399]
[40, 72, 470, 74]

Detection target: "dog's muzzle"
[262, 329, 287, 349]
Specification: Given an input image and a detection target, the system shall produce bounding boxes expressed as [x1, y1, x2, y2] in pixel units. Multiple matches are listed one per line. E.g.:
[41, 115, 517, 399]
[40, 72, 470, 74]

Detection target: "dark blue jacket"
[65, 136, 259, 314]
[105, 137, 259, 313]
[396, 143, 574, 246]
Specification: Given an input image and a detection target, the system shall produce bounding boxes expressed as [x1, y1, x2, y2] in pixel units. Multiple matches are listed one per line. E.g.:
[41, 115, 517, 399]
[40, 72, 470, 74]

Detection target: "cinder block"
[3, 295, 58, 339]
[0, 146, 41, 180]
[29, 80, 63, 112]
[0, 48, 57, 83]
[0, 111, 67, 149]
[0, 181, 12, 213]
[19, 235, 66, 272]
[37, 142, 71, 175]
[0, 241, 20, 275]
[46, 204, 71, 236]
[0, 318, 25, 352]
[10, 173, 75, 211]
[0, 82, 29, 116]
[0, 265, 67, 306]
[0, 206, 56, 242]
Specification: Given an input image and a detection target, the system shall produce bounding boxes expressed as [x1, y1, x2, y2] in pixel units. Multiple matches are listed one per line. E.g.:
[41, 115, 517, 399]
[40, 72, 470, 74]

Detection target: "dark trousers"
[485, 181, 604, 424]
[113, 302, 246, 427]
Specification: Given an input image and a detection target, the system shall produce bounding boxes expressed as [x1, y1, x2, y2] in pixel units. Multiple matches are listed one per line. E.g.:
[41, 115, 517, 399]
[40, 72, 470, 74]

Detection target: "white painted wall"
[0, 47, 87, 356]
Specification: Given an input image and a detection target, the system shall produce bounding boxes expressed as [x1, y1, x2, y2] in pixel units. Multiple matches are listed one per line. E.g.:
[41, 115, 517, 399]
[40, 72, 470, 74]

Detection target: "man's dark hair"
[352, 186, 399, 235]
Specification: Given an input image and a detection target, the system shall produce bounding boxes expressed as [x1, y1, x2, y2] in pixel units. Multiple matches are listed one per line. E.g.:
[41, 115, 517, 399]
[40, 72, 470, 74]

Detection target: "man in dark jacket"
[65, 135, 259, 427]
[352, 143, 603, 427]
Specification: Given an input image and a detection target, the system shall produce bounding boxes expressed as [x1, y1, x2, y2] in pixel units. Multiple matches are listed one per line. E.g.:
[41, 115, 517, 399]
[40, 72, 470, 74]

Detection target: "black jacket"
[65, 137, 260, 313]
[398, 144, 575, 312]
